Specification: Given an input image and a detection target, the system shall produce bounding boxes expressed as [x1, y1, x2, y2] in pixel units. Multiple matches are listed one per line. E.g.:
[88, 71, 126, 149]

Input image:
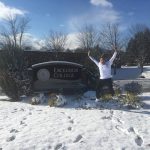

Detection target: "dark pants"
[96, 78, 114, 99]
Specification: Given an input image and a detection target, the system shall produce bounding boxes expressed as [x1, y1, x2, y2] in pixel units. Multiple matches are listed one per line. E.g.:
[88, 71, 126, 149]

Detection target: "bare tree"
[100, 23, 123, 74]
[0, 14, 31, 100]
[45, 30, 67, 51]
[128, 24, 148, 38]
[18, 17, 30, 47]
[100, 23, 123, 50]
[0, 14, 30, 48]
[77, 24, 101, 51]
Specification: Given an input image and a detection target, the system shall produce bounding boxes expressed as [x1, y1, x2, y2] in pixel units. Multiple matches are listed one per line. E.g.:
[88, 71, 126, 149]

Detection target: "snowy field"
[0, 66, 150, 150]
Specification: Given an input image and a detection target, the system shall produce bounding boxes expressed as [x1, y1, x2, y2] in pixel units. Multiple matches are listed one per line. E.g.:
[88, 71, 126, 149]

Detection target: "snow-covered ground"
[0, 66, 150, 150]
[0, 92, 150, 150]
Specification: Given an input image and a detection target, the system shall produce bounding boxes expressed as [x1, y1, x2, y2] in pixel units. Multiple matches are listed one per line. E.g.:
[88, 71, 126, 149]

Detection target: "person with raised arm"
[88, 49, 117, 102]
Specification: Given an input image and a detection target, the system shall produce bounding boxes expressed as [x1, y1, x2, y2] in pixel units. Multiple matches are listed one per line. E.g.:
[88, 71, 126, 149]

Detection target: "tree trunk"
[140, 64, 143, 73]
[113, 64, 117, 75]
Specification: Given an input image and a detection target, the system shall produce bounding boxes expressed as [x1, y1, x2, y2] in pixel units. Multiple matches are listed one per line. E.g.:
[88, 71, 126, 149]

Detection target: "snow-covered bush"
[124, 81, 142, 95]
[123, 82, 142, 108]
[31, 93, 46, 105]
[48, 94, 67, 107]
[114, 84, 122, 97]
[101, 94, 112, 101]
[31, 97, 41, 105]
[56, 95, 67, 106]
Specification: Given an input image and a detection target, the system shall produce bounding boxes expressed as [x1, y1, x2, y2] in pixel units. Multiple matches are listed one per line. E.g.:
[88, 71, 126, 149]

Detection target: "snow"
[0, 66, 150, 150]
[0, 93, 150, 150]
[141, 71, 150, 79]
[32, 61, 83, 68]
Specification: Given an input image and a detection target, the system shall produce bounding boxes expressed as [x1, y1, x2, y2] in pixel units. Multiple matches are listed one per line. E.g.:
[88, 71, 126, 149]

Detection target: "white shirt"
[89, 52, 117, 79]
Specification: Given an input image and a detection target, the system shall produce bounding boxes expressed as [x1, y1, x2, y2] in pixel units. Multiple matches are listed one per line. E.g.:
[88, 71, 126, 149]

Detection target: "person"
[88, 49, 117, 101]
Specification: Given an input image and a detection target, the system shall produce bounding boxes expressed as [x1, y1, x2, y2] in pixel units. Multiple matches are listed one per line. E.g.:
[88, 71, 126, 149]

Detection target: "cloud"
[0, 33, 45, 50]
[0, 32, 79, 50]
[68, 0, 121, 32]
[66, 32, 79, 49]
[90, 0, 113, 8]
[0, 1, 27, 20]
[59, 24, 65, 27]
[25, 32, 80, 50]
[128, 12, 134, 16]
[68, 8, 120, 31]
[21, 33, 79, 50]
[21, 33, 45, 50]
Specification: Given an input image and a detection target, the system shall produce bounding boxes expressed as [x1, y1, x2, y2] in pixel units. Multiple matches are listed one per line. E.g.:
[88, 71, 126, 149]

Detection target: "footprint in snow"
[127, 127, 144, 146]
[23, 117, 27, 120]
[6, 135, 16, 142]
[28, 112, 32, 115]
[67, 115, 74, 124]
[135, 135, 143, 146]
[54, 143, 62, 150]
[20, 108, 25, 111]
[73, 135, 83, 143]
[101, 116, 112, 120]
[20, 121, 25, 125]
[112, 117, 124, 124]
[68, 116, 71, 119]
[10, 129, 19, 133]
[69, 119, 74, 124]
[36, 109, 42, 111]
[67, 127, 72, 131]
[11, 110, 17, 113]
[128, 127, 135, 134]
[116, 118, 124, 124]
[20, 121, 27, 126]
[60, 112, 65, 114]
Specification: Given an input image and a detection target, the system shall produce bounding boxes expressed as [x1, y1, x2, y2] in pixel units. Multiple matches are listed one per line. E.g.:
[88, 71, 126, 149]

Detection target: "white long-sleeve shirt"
[89, 52, 117, 79]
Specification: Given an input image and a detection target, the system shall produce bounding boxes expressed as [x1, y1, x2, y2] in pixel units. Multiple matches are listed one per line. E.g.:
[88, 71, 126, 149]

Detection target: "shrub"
[31, 93, 46, 105]
[114, 83, 122, 97]
[124, 81, 142, 95]
[101, 94, 112, 101]
[0, 47, 31, 101]
[48, 93, 67, 107]
[31, 97, 41, 105]
[123, 93, 140, 107]
[123, 82, 142, 108]
[48, 94, 57, 107]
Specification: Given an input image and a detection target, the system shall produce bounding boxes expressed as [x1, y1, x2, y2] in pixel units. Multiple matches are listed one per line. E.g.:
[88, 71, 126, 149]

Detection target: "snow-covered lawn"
[0, 66, 150, 150]
[0, 92, 150, 150]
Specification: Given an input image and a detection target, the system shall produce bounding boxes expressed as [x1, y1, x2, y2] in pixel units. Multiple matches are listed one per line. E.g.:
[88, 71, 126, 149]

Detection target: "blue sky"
[0, 0, 150, 49]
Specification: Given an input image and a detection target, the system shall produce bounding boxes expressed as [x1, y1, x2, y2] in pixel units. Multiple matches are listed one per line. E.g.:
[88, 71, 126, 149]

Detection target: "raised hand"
[88, 51, 90, 56]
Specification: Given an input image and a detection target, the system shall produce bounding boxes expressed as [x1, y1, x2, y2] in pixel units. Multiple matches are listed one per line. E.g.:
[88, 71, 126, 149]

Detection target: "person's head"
[100, 54, 107, 64]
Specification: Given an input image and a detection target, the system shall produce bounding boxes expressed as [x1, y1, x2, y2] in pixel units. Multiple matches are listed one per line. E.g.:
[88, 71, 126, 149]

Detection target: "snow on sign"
[29, 61, 88, 93]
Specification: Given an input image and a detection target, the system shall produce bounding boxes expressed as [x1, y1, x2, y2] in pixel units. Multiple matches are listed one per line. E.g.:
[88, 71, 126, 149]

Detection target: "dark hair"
[100, 53, 108, 60]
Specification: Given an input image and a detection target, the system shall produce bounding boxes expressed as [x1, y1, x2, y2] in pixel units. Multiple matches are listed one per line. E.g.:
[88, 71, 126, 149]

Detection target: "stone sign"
[29, 61, 90, 93]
